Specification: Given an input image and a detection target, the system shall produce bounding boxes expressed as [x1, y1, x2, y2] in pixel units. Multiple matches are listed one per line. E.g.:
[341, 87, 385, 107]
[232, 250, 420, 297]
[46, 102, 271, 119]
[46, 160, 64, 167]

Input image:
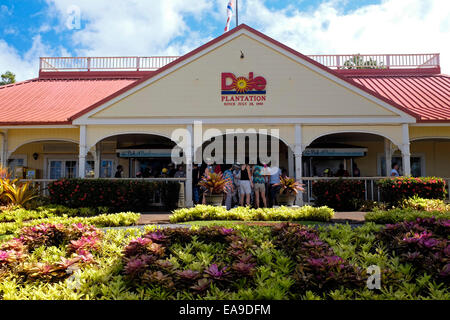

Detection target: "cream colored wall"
[302, 125, 404, 147]
[7, 128, 79, 155]
[91, 34, 399, 119]
[11, 142, 79, 179]
[410, 126, 450, 141]
[411, 140, 450, 177]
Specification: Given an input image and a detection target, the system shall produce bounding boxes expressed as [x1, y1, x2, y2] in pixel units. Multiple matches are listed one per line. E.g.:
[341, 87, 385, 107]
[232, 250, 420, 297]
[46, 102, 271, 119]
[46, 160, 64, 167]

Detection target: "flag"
[225, 1, 233, 32]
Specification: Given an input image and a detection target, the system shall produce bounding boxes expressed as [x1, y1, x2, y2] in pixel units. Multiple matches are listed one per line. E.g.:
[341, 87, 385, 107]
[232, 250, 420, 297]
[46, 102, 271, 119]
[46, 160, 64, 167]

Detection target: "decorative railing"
[307, 53, 440, 70]
[40, 53, 440, 73]
[39, 56, 180, 72]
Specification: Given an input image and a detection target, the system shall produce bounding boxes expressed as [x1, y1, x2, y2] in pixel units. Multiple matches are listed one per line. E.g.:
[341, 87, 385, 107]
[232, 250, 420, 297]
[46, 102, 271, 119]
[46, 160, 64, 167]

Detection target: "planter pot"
[277, 193, 296, 206]
[205, 194, 224, 206]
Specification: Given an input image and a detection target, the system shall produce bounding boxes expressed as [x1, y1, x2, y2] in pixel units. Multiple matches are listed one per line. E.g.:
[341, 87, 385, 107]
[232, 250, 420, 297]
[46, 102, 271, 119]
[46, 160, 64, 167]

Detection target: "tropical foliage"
[169, 205, 334, 223]
[198, 172, 231, 195]
[275, 176, 304, 195]
[312, 179, 365, 211]
[48, 178, 181, 211]
[377, 177, 447, 205]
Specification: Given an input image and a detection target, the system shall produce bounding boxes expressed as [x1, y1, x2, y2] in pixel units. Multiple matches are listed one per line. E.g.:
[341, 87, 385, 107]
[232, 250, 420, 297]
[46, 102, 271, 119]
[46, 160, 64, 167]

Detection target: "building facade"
[0, 25, 449, 206]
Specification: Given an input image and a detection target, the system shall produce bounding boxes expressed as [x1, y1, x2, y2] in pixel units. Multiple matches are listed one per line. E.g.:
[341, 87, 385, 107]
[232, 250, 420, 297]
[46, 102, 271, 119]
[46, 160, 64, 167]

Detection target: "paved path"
[136, 211, 367, 225]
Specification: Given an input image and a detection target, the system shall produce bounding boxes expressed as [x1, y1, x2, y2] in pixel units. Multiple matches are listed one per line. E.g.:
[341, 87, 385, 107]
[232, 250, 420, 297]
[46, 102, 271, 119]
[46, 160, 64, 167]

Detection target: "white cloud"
[45, 0, 214, 56]
[241, 0, 450, 73]
[2, 0, 449, 81]
[0, 35, 56, 80]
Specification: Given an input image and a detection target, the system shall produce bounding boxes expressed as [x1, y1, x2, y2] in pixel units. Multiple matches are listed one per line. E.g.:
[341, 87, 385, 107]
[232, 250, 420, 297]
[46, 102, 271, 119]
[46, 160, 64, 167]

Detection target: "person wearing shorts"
[239, 164, 253, 206]
[252, 164, 267, 208]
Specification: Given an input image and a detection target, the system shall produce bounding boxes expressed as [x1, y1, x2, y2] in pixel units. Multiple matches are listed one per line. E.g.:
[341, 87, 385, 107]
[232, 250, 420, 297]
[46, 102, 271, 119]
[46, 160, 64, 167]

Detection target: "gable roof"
[70, 24, 418, 122]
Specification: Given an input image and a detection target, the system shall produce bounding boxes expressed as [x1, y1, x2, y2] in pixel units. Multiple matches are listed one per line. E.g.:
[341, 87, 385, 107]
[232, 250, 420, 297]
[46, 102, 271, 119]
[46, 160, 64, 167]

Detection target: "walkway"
[136, 211, 367, 225]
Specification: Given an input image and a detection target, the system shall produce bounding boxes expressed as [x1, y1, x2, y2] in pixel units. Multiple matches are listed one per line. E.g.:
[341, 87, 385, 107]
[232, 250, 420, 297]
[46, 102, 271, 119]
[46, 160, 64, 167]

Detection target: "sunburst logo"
[221, 72, 267, 95]
[233, 77, 252, 93]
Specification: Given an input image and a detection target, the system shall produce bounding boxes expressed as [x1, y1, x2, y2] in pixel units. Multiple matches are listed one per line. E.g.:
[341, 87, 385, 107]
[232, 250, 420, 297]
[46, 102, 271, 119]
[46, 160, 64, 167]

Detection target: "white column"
[401, 124, 411, 176]
[78, 125, 87, 178]
[294, 124, 304, 206]
[185, 124, 194, 207]
[288, 148, 294, 177]
[94, 143, 101, 178]
[384, 138, 392, 176]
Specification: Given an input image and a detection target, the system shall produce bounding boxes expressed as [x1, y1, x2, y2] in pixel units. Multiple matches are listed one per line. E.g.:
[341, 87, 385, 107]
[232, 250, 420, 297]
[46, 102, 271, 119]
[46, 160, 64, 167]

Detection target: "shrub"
[272, 223, 365, 293]
[0, 223, 102, 282]
[169, 205, 334, 223]
[48, 179, 181, 211]
[376, 218, 449, 283]
[365, 208, 450, 224]
[377, 177, 447, 205]
[122, 226, 258, 295]
[0, 212, 140, 237]
[0, 179, 38, 207]
[0, 205, 111, 223]
[401, 196, 450, 212]
[312, 179, 365, 211]
[198, 173, 230, 195]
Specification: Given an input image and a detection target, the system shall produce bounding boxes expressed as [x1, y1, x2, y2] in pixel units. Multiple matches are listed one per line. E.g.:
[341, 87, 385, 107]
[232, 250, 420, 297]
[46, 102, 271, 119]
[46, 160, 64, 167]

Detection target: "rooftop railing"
[307, 53, 440, 69]
[39, 53, 440, 72]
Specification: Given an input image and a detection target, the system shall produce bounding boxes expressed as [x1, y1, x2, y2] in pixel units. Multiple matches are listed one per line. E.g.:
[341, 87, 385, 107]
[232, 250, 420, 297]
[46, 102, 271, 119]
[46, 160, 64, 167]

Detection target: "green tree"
[0, 71, 16, 85]
[343, 55, 385, 69]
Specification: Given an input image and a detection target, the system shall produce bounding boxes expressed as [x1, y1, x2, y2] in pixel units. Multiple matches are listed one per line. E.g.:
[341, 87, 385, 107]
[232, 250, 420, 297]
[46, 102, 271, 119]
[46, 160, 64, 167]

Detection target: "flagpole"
[236, 0, 238, 27]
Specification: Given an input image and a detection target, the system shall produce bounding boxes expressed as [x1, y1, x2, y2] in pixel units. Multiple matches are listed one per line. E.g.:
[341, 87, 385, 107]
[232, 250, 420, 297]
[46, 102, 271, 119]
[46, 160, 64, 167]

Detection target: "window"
[8, 156, 27, 178]
[101, 160, 114, 178]
[378, 154, 424, 177]
[48, 159, 78, 179]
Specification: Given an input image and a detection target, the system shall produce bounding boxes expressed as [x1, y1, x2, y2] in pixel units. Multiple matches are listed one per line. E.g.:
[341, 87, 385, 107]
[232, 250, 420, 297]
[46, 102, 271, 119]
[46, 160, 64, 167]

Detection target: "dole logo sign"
[221, 72, 267, 106]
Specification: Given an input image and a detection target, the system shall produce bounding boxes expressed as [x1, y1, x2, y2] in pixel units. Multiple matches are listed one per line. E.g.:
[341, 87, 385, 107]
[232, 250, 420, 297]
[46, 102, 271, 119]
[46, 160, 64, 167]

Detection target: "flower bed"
[0, 223, 102, 282]
[0, 219, 449, 300]
[48, 178, 180, 211]
[376, 218, 449, 283]
[169, 205, 334, 223]
[122, 226, 258, 295]
[377, 177, 447, 205]
[312, 179, 365, 211]
[0, 212, 140, 238]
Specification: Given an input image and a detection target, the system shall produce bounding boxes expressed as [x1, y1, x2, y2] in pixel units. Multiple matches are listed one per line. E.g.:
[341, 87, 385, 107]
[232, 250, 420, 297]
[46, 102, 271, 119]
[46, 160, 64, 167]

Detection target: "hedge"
[377, 177, 447, 205]
[312, 179, 365, 211]
[48, 179, 180, 211]
[365, 208, 450, 224]
[169, 205, 335, 223]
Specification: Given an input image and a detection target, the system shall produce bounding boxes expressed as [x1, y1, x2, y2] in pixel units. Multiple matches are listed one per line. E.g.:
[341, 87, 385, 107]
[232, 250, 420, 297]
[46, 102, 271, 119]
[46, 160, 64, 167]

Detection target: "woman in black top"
[239, 164, 253, 206]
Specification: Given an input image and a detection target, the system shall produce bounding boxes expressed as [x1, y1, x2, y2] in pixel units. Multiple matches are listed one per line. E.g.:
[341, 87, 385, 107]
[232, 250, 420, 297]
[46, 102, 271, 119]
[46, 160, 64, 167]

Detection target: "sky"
[1, 0, 449, 80]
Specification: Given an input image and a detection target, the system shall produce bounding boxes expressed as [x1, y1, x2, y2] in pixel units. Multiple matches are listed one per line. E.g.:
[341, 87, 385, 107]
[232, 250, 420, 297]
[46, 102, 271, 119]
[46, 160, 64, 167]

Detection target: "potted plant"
[198, 172, 231, 206]
[275, 176, 304, 206]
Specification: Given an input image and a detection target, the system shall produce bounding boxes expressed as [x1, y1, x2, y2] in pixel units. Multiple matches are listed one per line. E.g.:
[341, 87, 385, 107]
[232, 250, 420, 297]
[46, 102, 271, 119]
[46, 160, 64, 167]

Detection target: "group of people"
[193, 163, 288, 210]
[320, 163, 361, 177]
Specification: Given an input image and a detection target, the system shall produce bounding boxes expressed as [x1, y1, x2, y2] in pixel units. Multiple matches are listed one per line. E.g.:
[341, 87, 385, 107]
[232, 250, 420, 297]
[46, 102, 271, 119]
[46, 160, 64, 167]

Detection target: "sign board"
[116, 149, 173, 158]
[221, 72, 267, 107]
[303, 148, 367, 157]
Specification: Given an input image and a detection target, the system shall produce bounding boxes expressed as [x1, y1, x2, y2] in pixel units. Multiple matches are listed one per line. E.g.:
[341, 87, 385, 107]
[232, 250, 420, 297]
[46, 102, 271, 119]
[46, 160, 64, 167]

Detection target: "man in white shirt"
[390, 163, 400, 177]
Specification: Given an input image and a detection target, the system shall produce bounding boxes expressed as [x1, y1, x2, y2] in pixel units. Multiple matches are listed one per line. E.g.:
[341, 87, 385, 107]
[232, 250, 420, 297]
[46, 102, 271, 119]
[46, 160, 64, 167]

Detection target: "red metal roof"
[349, 74, 450, 122]
[0, 78, 137, 125]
